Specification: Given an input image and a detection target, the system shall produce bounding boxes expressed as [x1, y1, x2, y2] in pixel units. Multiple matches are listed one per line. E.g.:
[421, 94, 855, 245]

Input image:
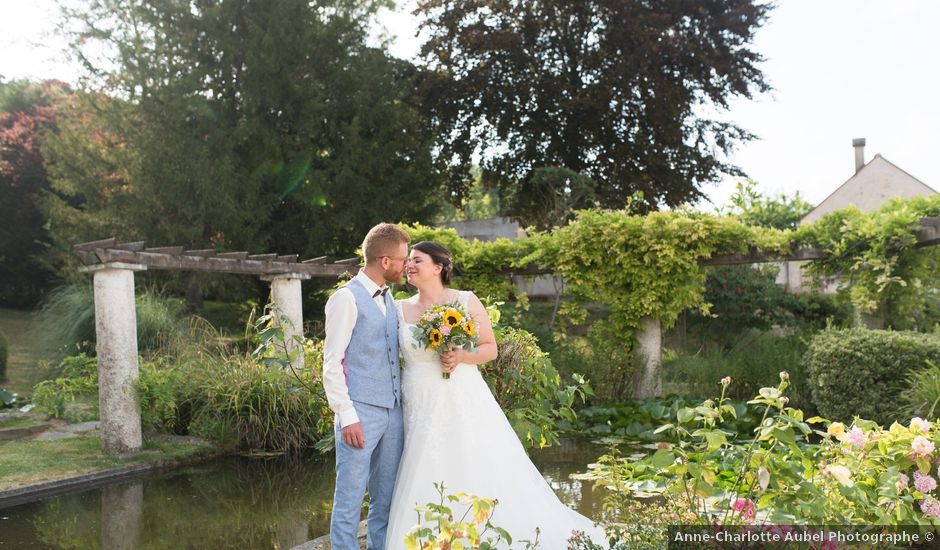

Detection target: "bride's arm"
[442, 292, 497, 367]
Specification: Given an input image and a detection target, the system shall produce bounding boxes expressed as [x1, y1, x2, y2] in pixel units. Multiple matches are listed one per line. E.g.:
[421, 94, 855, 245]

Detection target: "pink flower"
[845, 426, 866, 449]
[732, 498, 756, 520]
[899, 473, 910, 489]
[440, 323, 452, 336]
[911, 417, 932, 433]
[920, 496, 940, 518]
[913, 436, 936, 456]
[915, 471, 937, 493]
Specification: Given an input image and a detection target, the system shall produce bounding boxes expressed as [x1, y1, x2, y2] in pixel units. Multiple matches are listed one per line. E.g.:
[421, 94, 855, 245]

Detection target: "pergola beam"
[73, 238, 358, 277]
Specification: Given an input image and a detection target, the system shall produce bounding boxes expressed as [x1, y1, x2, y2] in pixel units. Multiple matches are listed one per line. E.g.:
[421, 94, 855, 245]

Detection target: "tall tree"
[415, 0, 771, 211]
[721, 180, 813, 230]
[44, 0, 442, 278]
[0, 80, 69, 308]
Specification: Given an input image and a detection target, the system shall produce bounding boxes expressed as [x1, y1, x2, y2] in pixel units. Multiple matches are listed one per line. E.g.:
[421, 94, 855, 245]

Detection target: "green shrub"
[36, 281, 187, 361]
[664, 331, 813, 411]
[138, 326, 332, 452]
[184, 357, 329, 452]
[901, 360, 940, 420]
[482, 325, 592, 449]
[804, 328, 940, 425]
[0, 328, 8, 382]
[30, 319, 334, 453]
[31, 353, 100, 421]
[687, 265, 795, 347]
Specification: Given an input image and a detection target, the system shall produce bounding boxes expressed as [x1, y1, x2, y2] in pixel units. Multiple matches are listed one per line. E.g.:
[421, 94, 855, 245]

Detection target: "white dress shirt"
[322, 269, 390, 427]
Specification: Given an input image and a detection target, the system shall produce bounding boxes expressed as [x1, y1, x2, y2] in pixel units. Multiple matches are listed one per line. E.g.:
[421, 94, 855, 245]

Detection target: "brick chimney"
[853, 138, 866, 173]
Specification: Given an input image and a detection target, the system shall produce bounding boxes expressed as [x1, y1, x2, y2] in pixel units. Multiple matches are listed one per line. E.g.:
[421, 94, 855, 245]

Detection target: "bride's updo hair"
[412, 241, 455, 285]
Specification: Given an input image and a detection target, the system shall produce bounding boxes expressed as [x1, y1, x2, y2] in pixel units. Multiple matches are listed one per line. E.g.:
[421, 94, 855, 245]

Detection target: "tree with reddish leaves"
[415, 0, 772, 215]
[0, 80, 70, 308]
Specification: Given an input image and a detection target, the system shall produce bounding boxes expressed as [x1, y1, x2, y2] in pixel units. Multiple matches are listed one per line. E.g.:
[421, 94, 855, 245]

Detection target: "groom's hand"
[342, 422, 365, 449]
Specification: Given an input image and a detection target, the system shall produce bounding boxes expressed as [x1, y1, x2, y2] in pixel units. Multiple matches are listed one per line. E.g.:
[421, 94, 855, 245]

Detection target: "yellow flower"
[827, 422, 846, 439]
[444, 308, 462, 327]
[463, 320, 475, 336]
[429, 329, 443, 347]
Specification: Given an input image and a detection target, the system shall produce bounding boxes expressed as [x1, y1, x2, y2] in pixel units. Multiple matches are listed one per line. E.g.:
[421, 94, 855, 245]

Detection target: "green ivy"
[400, 198, 940, 394]
[796, 195, 940, 324]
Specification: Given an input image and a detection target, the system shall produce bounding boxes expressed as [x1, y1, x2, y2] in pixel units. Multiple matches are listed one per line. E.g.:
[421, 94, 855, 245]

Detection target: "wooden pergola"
[74, 217, 940, 454]
[73, 237, 360, 454]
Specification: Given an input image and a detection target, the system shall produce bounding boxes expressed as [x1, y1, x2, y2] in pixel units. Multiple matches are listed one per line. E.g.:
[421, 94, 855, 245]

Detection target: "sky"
[2, 0, 939, 210]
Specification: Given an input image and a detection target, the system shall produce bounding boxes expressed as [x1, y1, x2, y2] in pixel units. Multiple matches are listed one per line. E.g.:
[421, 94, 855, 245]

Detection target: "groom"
[322, 222, 410, 550]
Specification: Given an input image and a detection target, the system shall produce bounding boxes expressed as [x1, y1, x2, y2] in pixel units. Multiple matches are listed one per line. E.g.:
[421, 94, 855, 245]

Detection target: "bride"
[385, 241, 606, 549]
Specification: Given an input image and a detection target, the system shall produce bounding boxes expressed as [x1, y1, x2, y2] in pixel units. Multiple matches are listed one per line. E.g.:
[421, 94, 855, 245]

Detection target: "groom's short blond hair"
[362, 223, 410, 264]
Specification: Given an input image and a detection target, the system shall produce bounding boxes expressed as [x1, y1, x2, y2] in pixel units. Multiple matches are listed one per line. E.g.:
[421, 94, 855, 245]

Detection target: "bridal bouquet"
[411, 301, 478, 379]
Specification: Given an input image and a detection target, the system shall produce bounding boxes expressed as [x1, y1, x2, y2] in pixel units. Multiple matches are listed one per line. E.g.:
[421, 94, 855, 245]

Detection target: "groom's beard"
[384, 266, 405, 285]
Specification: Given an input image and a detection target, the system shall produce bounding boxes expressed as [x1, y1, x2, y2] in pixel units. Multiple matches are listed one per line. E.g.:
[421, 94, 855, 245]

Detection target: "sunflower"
[428, 329, 443, 347]
[443, 308, 463, 327]
[463, 320, 475, 336]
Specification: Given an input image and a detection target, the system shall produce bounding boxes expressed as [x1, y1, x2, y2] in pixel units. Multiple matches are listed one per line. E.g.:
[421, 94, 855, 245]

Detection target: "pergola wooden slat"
[73, 238, 359, 278]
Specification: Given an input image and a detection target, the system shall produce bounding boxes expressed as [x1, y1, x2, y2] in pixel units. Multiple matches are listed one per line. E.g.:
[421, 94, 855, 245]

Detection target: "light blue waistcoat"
[342, 278, 400, 408]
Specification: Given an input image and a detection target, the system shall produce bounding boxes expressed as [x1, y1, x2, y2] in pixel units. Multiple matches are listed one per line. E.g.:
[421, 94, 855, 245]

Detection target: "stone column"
[633, 316, 663, 399]
[79, 262, 147, 454]
[261, 273, 311, 370]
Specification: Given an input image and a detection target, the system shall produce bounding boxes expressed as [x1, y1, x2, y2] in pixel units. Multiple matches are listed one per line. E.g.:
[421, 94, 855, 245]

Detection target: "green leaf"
[772, 427, 796, 446]
[677, 407, 695, 424]
[651, 449, 676, 468]
[704, 430, 727, 451]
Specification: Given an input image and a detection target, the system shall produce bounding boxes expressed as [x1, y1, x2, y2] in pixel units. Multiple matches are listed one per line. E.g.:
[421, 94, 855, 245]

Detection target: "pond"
[0, 438, 613, 549]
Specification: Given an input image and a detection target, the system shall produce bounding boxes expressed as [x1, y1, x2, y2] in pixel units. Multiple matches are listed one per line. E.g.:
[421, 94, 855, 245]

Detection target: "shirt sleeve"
[322, 287, 360, 427]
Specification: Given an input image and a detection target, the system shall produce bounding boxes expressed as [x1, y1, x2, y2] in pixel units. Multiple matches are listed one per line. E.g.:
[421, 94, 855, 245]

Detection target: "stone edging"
[0, 450, 222, 510]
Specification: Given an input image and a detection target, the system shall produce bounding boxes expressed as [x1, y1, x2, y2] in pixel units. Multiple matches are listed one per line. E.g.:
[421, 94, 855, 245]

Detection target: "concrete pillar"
[100, 481, 143, 550]
[261, 273, 311, 370]
[633, 316, 663, 399]
[79, 262, 147, 454]
[786, 260, 805, 293]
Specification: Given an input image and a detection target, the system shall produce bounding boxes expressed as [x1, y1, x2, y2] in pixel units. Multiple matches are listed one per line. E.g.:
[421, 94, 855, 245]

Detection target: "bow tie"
[372, 287, 389, 298]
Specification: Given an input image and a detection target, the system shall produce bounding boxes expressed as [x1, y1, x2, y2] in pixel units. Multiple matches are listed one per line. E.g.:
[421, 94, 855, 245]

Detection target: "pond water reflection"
[0, 438, 613, 549]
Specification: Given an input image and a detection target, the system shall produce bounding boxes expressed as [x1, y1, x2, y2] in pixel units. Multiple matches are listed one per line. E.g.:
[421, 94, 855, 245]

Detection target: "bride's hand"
[441, 349, 460, 373]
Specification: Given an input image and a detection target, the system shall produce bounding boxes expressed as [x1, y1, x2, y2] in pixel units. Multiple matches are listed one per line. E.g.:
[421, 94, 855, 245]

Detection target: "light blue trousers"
[330, 400, 404, 550]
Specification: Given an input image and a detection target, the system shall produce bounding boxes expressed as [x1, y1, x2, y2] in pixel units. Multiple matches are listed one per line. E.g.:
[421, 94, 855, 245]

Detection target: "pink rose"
[732, 498, 756, 520]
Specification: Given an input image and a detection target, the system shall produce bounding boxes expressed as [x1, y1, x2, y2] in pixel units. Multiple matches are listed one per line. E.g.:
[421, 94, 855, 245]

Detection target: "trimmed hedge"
[804, 329, 940, 425]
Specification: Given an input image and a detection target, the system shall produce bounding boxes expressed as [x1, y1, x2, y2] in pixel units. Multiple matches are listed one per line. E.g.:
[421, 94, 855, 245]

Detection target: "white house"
[778, 138, 938, 292]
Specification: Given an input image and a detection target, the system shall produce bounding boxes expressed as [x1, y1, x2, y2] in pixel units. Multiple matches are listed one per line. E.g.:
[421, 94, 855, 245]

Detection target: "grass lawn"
[0, 413, 49, 430]
[0, 435, 217, 491]
[0, 307, 48, 396]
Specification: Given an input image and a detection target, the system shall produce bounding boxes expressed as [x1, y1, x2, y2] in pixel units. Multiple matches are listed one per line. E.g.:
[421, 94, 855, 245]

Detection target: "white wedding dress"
[385, 291, 606, 550]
